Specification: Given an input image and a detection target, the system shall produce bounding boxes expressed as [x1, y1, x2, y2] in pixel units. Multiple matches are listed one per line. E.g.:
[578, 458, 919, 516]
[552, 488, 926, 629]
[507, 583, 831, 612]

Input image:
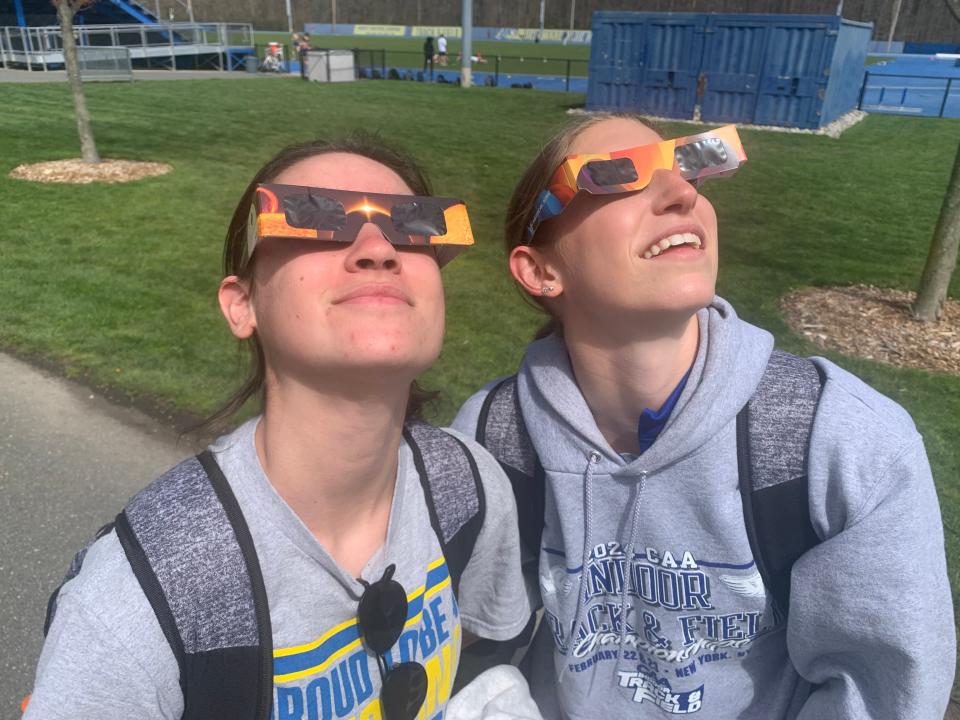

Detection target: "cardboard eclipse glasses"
[248, 184, 475, 267]
[527, 124, 747, 239]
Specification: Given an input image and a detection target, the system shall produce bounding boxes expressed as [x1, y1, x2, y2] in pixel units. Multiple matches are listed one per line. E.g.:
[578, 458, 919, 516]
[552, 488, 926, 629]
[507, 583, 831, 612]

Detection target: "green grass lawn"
[0, 79, 957, 700]
[252, 30, 591, 76]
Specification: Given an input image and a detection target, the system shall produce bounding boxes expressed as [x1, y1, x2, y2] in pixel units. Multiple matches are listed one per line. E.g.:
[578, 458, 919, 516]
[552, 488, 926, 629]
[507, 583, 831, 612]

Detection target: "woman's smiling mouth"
[333, 283, 412, 305]
[643, 232, 704, 259]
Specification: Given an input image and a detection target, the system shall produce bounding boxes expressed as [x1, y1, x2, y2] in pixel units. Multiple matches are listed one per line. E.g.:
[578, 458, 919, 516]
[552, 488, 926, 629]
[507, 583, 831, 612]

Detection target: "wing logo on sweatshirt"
[717, 570, 765, 598]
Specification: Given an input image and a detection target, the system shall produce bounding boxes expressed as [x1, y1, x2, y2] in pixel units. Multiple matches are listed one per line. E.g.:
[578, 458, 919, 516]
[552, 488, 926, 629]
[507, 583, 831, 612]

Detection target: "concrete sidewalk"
[0, 67, 295, 83]
[0, 352, 191, 718]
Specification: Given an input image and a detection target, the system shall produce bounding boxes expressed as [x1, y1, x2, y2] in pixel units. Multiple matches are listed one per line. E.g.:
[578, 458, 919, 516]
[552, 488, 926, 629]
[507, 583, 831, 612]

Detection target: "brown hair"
[504, 112, 661, 339]
[204, 132, 438, 430]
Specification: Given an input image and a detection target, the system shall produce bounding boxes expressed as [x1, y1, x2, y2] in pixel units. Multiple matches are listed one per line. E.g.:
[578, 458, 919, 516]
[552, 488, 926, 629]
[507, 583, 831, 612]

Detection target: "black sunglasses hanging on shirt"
[357, 564, 429, 720]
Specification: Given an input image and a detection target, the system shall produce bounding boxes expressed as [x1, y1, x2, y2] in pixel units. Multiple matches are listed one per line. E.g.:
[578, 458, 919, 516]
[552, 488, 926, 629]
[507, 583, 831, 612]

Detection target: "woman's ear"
[218, 276, 257, 339]
[509, 245, 562, 299]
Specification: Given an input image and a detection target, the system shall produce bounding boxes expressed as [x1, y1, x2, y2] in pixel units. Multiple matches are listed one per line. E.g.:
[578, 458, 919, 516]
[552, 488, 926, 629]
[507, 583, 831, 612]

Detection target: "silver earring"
[540, 286, 555, 296]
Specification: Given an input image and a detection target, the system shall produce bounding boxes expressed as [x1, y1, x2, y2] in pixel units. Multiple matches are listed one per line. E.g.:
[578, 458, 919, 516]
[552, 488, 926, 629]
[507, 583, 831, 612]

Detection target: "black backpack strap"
[114, 450, 273, 720]
[403, 422, 485, 600]
[737, 350, 825, 621]
[477, 376, 546, 562]
[455, 376, 543, 671]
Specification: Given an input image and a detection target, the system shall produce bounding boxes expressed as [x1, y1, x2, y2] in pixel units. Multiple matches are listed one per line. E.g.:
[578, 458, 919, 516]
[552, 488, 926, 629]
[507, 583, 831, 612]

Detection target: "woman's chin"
[336, 338, 442, 375]
[646, 283, 716, 315]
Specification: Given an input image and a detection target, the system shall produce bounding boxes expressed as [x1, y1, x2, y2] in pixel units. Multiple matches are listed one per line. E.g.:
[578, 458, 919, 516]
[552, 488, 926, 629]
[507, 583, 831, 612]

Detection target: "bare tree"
[944, 0, 960, 23]
[52, 0, 101, 163]
[913, 142, 960, 322]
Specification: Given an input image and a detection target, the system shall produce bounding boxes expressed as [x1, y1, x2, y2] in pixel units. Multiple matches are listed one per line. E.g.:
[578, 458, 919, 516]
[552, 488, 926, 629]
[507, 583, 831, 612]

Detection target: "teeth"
[647, 232, 703, 256]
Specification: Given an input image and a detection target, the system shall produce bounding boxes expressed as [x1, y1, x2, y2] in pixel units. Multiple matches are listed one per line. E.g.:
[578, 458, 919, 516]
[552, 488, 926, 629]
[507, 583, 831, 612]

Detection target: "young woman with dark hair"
[25, 134, 532, 720]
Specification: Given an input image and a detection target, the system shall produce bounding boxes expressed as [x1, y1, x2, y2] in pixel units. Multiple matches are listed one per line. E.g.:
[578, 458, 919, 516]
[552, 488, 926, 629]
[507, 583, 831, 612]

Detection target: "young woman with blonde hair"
[455, 113, 954, 719]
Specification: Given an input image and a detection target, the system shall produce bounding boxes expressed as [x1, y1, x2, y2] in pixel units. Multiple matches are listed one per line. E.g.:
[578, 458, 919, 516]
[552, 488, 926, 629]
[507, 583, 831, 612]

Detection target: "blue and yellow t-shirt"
[24, 418, 532, 720]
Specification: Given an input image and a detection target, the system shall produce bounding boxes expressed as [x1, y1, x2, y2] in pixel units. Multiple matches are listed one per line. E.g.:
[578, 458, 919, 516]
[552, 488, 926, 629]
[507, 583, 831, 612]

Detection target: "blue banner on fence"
[303, 23, 592, 44]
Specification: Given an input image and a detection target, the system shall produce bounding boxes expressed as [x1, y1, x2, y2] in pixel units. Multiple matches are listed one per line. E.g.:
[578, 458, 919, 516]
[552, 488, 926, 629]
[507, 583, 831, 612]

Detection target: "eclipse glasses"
[248, 183, 475, 267]
[527, 124, 747, 239]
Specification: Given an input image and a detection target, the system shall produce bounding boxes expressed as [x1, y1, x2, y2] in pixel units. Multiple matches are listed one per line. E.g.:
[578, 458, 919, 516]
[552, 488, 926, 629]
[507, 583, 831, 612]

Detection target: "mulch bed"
[780, 284, 960, 376]
[8, 159, 172, 184]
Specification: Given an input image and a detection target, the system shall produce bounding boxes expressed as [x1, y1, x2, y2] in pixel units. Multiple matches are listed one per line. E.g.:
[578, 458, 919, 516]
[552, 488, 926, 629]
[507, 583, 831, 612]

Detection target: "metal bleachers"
[0, 21, 254, 72]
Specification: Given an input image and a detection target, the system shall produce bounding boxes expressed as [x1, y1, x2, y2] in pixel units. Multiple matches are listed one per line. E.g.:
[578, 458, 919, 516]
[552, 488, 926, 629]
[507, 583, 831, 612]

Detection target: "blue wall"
[302, 23, 593, 45]
[903, 41, 960, 54]
[821, 19, 871, 124]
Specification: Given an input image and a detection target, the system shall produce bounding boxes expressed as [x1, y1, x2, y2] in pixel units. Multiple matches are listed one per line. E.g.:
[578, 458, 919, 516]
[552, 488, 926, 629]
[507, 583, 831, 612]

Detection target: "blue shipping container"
[587, 12, 872, 129]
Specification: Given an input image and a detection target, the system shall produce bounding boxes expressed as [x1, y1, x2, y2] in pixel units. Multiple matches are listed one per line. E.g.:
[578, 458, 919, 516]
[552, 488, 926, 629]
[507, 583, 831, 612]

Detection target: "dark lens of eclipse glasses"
[675, 137, 729, 175]
[357, 565, 429, 720]
[390, 199, 448, 237]
[282, 194, 347, 231]
[583, 156, 639, 187]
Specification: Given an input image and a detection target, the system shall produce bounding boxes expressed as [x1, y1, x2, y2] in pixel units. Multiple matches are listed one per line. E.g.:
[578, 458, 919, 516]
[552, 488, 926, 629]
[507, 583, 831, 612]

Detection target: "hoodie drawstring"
[615, 470, 648, 683]
[565, 453, 651, 687]
[561, 450, 602, 684]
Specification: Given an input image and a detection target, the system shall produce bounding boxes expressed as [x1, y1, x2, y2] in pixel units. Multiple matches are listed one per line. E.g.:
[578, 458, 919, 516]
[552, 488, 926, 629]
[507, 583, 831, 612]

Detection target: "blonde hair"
[504, 111, 661, 338]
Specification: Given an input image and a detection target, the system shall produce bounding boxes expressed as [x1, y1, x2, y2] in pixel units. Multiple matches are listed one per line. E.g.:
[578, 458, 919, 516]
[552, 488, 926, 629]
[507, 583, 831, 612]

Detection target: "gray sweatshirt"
[25, 419, 532, 720]
[453, 297, 955, 719]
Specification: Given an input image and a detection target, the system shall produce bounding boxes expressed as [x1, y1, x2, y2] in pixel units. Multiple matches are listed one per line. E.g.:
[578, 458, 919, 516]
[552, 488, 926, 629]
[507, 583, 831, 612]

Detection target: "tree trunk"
[944, 0, 960, 24]
[887, 0, 903, 51]
[913, 142, 960, 322]
[56, 1, 101, 164]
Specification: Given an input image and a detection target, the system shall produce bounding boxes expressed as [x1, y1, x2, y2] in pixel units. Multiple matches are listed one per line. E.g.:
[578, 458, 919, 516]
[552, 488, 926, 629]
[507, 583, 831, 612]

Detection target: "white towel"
[445, 665, 544, 720]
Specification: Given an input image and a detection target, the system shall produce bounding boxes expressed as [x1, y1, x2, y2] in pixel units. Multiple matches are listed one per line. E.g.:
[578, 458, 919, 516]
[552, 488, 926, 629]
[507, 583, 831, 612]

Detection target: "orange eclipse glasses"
[248, 184, 475, 267]
[527, 124, 747, 239]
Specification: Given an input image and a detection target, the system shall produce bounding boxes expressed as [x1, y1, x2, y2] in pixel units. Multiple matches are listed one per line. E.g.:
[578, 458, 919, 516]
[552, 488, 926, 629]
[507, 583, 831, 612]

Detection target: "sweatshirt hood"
[517, 296, 774, 476]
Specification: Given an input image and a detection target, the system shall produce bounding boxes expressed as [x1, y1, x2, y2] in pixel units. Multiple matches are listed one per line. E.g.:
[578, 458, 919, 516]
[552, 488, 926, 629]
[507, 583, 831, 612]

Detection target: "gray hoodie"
[453, 297, 955, 719]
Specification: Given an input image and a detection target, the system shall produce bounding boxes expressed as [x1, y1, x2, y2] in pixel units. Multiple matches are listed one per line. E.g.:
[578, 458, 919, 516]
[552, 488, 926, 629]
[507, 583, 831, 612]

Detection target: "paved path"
[0, 68, 294, 83]
[0, 353, 191, 718]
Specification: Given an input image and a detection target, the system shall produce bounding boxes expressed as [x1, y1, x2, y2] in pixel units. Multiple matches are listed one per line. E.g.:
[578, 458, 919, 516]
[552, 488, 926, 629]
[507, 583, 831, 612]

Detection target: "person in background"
[423, 35, 435, 77]
[437, 33, 448, 66]
[296, 32, 312, 79]
[299, 32, 312, 55]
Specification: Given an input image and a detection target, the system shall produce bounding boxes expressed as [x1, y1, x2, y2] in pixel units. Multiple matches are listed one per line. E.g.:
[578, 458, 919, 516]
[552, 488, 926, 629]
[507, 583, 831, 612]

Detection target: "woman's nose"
[344, 224, 400, 272]
[648, 168, 699, 215]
